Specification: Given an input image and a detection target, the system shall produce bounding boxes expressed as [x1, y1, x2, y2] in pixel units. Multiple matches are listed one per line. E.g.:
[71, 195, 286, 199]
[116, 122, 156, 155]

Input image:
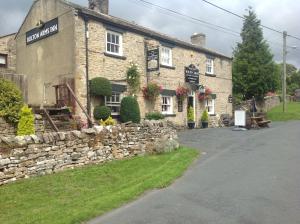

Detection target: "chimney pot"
[191, 33, 206, 47]
[88, 0, 109, 14]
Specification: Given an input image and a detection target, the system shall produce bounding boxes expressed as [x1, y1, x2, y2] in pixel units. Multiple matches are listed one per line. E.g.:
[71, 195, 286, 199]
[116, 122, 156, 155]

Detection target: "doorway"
[187, 91, 196, 126]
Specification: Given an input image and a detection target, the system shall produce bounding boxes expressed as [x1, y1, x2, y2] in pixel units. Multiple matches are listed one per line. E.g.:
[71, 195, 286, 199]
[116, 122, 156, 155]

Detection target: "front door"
[187, 91, 196, 126]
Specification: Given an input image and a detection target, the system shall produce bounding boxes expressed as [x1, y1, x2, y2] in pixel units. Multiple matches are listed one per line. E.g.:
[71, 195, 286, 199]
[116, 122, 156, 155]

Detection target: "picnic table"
[250, 116, 271, 129]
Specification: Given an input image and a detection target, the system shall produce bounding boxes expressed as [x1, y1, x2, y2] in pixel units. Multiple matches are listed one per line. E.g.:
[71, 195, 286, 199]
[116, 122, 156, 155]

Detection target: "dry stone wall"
[0, 121, 178, 185]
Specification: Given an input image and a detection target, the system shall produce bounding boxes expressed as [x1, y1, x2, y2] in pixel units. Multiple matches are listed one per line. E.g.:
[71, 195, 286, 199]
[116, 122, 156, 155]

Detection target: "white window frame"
[206, 58, 214, 74]
[205, 99, 215, 115]
[0, 54, 7, 67]
[161, 46, 172, 66]
[105, 92, 122, 115]
[161, 96, 173, 115]
[106, 30, 123, 56]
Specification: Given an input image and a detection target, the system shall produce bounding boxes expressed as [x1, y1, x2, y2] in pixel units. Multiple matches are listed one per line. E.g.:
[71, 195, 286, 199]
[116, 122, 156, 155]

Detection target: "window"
[205, 99, 215, 115]
[162, 96, 173, 115]
[161, 46, 172, 66]
[0, 54, 7, 68]
[105, 92, 122, 115]
[106, 31, 123, 56]
[206, 58, 214, 74]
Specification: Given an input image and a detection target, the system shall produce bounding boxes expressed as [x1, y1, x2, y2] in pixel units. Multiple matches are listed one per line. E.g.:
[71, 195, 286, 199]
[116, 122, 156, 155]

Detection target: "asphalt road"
[88, 121, 300, 224]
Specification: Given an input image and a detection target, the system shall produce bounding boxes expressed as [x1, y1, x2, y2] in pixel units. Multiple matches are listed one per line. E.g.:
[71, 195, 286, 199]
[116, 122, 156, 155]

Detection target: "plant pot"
[201, 121, 208, 128]
[187, 121, 195, 129]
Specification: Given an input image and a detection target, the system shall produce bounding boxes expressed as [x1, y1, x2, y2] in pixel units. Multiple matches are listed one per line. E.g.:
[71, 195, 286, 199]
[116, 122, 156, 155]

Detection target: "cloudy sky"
[0, 0, 299, 67]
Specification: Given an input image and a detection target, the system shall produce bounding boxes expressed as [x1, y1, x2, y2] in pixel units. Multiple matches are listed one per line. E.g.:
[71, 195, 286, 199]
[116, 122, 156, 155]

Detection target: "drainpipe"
[83, 15, 92, 127]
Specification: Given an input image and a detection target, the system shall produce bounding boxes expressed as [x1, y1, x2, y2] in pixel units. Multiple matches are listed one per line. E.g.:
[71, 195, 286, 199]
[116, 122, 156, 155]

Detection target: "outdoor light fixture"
[36, 20, 45, 29]
[198, 84, 205, 93]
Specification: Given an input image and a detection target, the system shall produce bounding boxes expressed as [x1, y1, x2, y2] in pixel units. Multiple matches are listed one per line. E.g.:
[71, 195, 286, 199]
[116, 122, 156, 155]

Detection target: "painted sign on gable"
[26, 18, 59, 45]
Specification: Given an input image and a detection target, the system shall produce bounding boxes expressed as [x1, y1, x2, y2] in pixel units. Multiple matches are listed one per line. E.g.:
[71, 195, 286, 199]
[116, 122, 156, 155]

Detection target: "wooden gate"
[53, 78, 76, 112]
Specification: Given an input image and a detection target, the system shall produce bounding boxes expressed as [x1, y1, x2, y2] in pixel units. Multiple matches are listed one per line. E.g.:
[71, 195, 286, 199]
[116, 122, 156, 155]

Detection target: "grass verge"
[267, 102, 300, 121]
[0, 147, 199, 224]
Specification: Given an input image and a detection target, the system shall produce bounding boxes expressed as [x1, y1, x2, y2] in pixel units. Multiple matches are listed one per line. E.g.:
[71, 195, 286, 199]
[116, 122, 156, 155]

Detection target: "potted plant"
[201, 109, 209, 128]
[187, 106, 195, 129]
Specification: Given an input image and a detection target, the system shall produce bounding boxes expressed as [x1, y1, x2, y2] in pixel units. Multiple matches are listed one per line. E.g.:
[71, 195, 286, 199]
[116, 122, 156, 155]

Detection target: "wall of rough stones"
[0, 121, 178, 185]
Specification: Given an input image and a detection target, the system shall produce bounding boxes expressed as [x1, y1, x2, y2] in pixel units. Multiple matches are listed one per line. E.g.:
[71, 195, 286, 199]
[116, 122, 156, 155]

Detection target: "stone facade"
[14, 0, 233, 127]
[0, 121, 178, 185]
[0, 33, 16, 75]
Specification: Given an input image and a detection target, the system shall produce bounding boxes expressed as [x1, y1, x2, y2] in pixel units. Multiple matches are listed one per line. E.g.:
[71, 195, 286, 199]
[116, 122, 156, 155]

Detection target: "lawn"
[267, 102, 300, 121]
[0, 147, 198, 224]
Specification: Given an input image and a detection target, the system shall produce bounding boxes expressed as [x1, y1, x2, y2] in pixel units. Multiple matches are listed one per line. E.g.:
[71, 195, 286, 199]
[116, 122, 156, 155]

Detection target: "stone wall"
[0, 121, 178, 185]
[0, 33, 16, 75]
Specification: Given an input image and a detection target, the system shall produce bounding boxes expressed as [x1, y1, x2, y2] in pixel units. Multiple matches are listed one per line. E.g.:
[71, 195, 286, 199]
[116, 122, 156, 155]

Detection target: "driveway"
[88, 121, 300, 224]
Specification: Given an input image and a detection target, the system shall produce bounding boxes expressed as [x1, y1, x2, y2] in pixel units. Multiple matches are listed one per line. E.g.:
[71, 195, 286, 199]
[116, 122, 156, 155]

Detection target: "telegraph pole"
[282, 31, 287, 113]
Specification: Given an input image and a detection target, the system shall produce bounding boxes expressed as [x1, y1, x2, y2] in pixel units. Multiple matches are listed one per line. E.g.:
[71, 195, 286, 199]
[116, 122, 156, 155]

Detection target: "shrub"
[90, 77, 112, 97]
[0, 78, 23, 124]
[145, 112, 165, 120]
[93, 106, 111, 120]
[187, 106, 194, 122]
[100, 116, 116, 126]
[201, 110, 209, 122]
[120, 96, 141, 123]
[17, 105, 35, 136]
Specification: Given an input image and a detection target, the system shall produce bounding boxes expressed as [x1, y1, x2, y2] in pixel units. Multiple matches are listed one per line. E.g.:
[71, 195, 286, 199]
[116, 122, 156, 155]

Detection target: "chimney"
[88, 0, 109, 14]
[191, 33, 206, 47]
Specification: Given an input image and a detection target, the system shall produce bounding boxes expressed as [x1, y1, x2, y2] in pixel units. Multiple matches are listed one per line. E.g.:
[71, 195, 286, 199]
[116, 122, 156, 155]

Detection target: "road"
[88, 121, 300, 224]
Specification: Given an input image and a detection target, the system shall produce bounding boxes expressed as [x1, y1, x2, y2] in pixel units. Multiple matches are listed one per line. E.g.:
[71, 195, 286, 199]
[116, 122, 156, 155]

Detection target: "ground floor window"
[105, 92, 122, 115]
[162, 96, 173, 115]
[205, 99, 215, 115]
[0, 54, 7, 67]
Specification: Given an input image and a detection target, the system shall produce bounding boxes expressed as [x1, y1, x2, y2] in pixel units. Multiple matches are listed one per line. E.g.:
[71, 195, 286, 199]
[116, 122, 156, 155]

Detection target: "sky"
[0, 0, 299, 67]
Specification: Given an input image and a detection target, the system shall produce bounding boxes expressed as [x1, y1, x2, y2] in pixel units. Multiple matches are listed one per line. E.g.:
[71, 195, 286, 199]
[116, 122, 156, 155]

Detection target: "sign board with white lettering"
[26, 18, 59, 45]
[185, 64, 199, 84]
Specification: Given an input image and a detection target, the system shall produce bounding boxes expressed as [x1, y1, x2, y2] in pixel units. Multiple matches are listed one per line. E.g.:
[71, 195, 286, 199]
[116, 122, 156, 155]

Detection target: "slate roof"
[62, 0, 232, 60]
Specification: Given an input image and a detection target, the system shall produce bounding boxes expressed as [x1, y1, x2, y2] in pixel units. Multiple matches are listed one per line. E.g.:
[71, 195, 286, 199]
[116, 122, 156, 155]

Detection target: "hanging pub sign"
[26, 18, 59, 45]
[185, 64, 199, 84]
[146, 48, 160, 72]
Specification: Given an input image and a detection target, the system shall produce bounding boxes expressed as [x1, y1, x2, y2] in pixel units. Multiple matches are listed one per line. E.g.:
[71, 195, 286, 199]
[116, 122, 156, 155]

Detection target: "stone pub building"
[6, 0, 233, 127]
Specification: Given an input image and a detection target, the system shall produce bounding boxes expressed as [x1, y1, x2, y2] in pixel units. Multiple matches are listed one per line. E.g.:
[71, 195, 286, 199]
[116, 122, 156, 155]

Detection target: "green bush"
[90, 77, 112, 97]
[201, 110, 209, 122]
[120, 96, 141, 123]
[0, 78, 23, 124]
[145, 112, 164, 120]
[93, 106, 111, 120]
[17, 105, 35, 136]
[187, 106, 194, 122]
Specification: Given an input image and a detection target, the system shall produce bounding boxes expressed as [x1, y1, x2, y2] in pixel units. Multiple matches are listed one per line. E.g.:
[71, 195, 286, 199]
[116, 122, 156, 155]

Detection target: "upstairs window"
[162, 96, 173, 115]
[105, 92, 122, 115]
[161, 46, 172, 66]
[206, 58, 214, 74]
[106, 31, 123, 56]
[0, 54, 7, 68]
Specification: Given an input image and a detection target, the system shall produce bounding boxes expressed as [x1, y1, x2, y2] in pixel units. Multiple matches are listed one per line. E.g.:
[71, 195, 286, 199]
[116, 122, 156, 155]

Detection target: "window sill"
[205, 73, 216, 77]
[160, 64, 176, 70]
[163, 114, 176, 117]
[209, 114, 216, 117]
[104, 52, 127, 60]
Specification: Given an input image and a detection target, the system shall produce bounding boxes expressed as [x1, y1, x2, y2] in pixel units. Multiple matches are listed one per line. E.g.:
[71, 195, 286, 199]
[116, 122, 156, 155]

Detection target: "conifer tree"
[233, 9, 280, 101]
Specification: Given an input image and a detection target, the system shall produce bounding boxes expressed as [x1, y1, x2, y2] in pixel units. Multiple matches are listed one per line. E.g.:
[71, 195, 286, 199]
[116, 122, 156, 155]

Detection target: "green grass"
[267, 102, 300, 121]
[0, 147, 198, 224]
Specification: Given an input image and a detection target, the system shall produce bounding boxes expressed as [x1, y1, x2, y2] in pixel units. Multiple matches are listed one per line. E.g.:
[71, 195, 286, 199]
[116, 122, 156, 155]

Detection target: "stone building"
[0, 33, 16, 75]
[13, 0, 232, 127]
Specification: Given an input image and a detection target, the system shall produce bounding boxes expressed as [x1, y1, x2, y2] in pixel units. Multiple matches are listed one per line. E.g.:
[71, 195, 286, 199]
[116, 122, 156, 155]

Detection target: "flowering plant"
[266, 92, 276, 97]
[198, 87, 213, 101]
[126, 61, 140, 94]
[142, 82, 162, 102]
[176, 86, 189, 100]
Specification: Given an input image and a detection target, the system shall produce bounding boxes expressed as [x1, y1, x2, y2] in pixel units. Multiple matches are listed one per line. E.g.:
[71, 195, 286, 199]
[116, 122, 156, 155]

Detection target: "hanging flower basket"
[198, 93, 207, 101]
[176, 86, 189, 100]
[198, 86, 213, 101]
[142, 82, 163, 102]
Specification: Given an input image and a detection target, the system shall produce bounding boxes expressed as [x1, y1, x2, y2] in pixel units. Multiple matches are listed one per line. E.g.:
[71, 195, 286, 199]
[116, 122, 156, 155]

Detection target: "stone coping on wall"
[0, 120, 179, 185]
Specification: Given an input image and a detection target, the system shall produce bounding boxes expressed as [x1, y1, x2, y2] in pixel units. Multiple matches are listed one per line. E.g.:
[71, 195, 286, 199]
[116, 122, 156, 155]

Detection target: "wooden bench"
[257, 120, 271, 128]
[250, 116, 271, 128]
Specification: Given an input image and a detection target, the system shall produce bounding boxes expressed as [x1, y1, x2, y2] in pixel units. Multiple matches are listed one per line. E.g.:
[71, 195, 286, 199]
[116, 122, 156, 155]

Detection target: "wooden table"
[251, 116, 271, 129]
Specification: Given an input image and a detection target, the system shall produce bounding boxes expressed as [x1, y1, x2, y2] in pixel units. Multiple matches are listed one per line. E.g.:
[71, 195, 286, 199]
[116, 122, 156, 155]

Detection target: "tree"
[233, 9, 280, 101]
